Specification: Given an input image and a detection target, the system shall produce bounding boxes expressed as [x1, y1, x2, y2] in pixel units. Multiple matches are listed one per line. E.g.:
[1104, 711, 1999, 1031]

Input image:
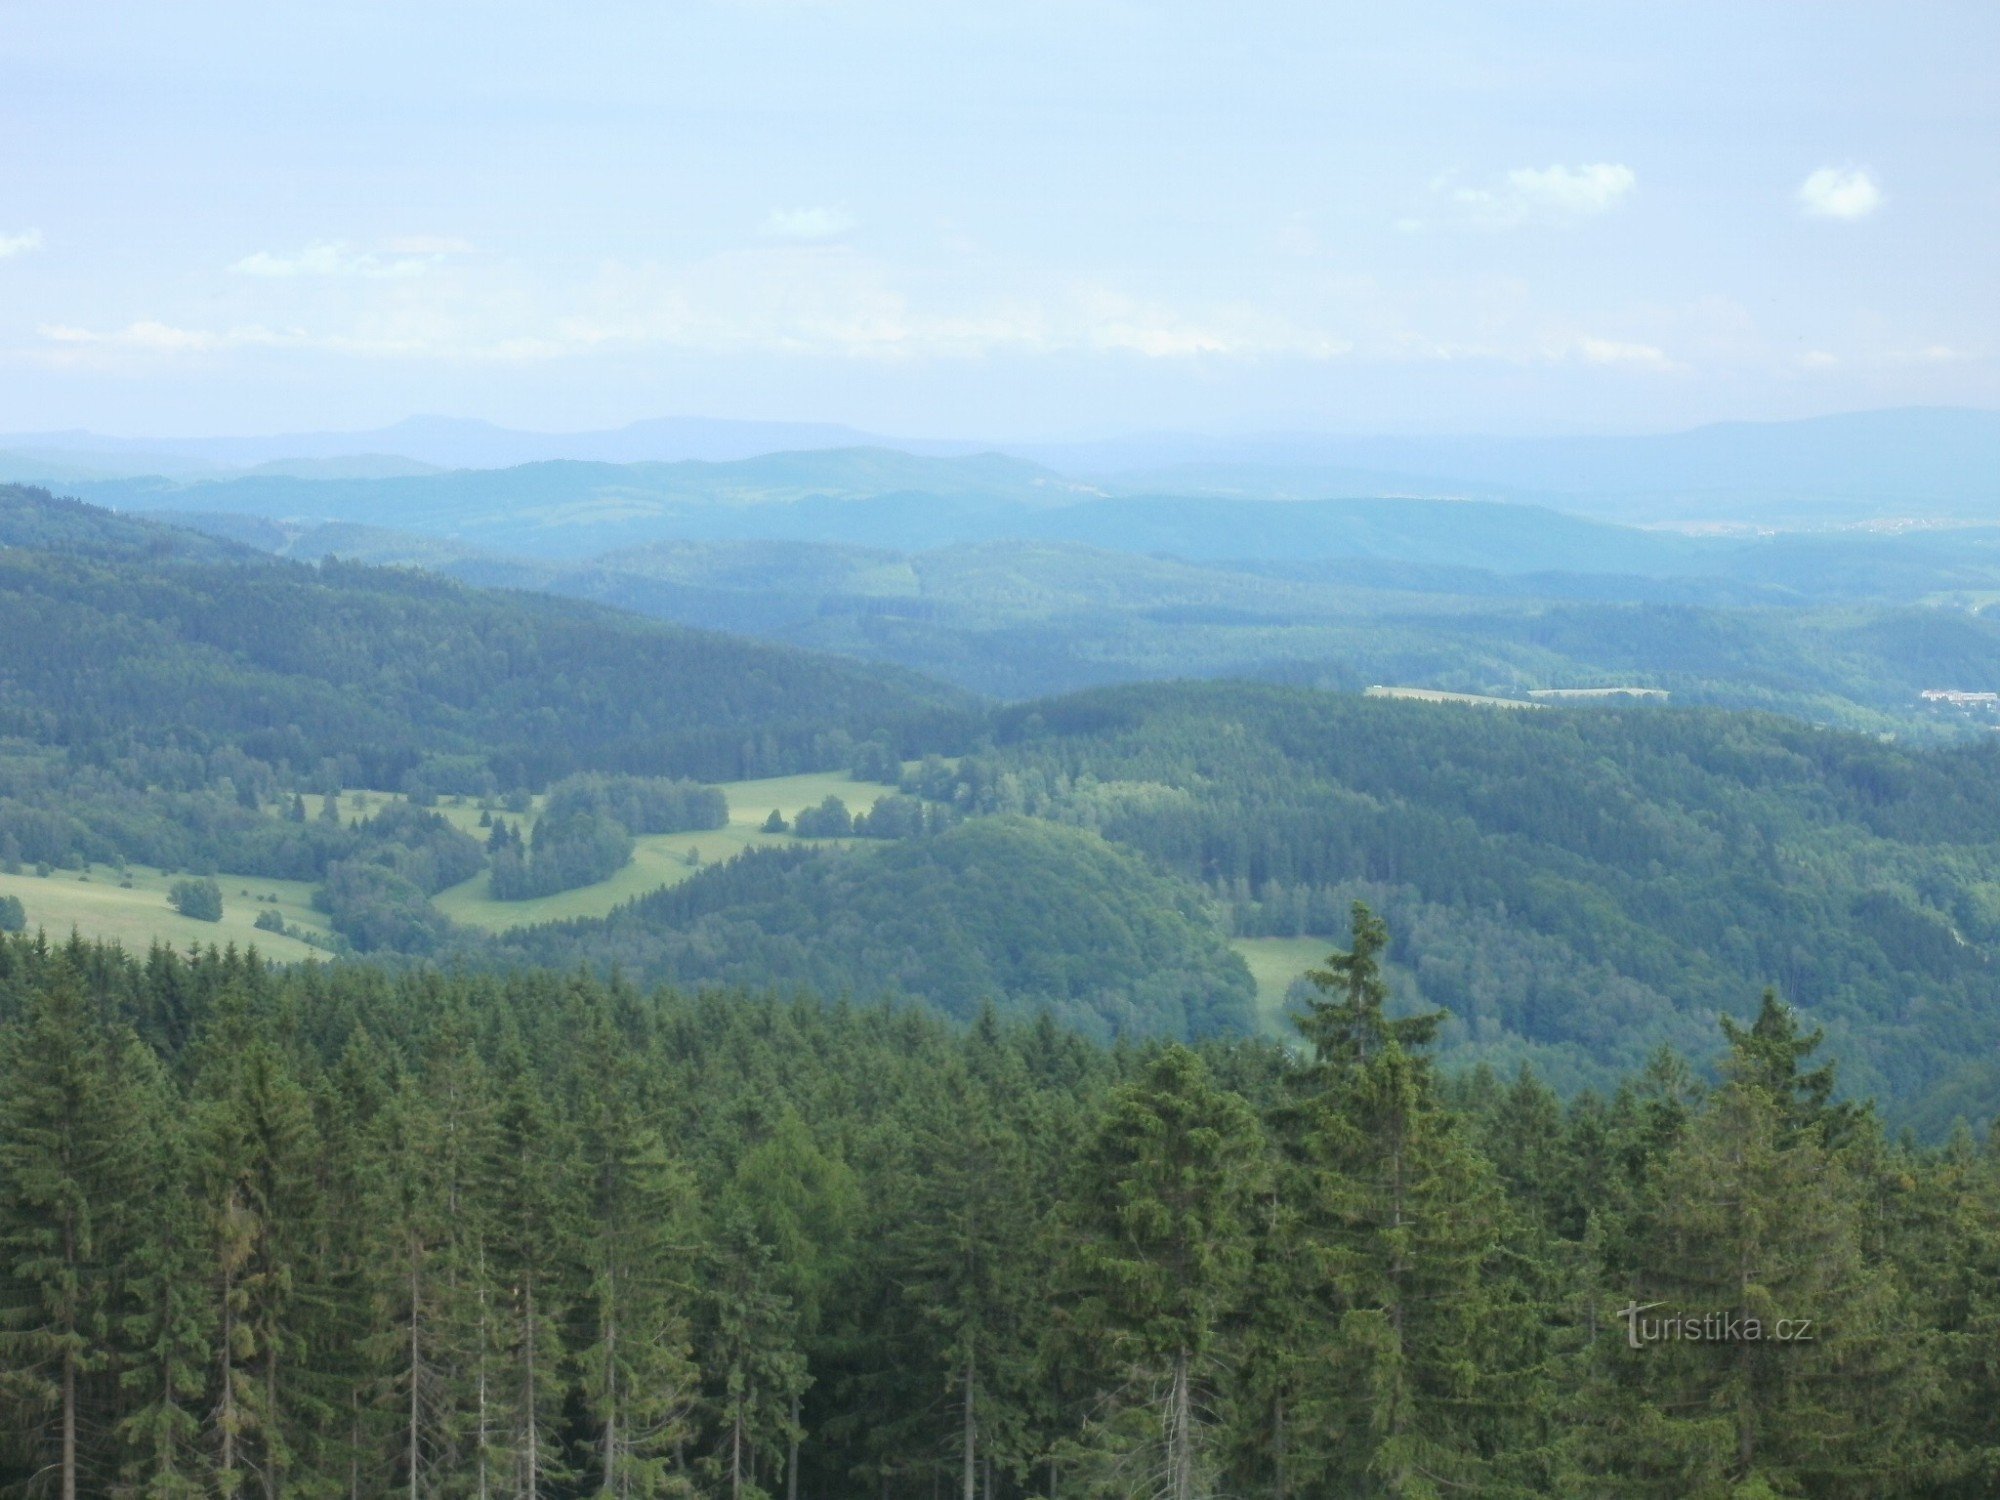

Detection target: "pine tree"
[188, 991, 324, 1499]
[0, 968, 150, 1500]
[488, 1042, 574, 1499]
[702, 1209, 807, 1500]
[577, 1117, 700, 1497]
[116, 1048, 217, 1497]
[727, 1110, 861, 1500]
[1064, 1045, 1263, 1500]
[1278, 906, 1524, 1498]
[1583, 1066, 1923, 1496]
[896, 1071, 1037, 1500]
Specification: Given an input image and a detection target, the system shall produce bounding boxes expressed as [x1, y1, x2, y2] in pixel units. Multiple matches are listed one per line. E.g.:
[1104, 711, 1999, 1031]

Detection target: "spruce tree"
[0, 968, 150, 1500]
[1064, 1045, 1263, 1500]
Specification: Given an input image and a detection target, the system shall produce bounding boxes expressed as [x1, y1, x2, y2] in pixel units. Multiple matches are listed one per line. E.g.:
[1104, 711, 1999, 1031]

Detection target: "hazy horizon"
[7, 2, 1997, 439]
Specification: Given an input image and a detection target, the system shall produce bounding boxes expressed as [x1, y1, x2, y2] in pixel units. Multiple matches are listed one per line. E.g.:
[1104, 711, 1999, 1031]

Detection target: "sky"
[3, 0, 1996, 440]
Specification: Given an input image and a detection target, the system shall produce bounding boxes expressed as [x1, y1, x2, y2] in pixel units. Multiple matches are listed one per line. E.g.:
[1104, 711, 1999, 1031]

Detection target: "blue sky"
[3, 1, 1994, 438]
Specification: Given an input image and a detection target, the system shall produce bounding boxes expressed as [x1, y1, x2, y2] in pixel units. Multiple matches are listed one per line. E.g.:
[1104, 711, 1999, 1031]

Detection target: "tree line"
[2, 914, 1996, 1498]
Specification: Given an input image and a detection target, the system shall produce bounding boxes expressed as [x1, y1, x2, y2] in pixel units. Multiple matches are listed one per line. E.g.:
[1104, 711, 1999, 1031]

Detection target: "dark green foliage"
[540, 771, 729, 834]
[167, 877, 222, 922]
[791, 796, 852, 838]
[0, 484, 973, 800]
[0, 934, 1992, 1498]
[0, 895, 21, 933]
[957, 680, 2000, 1123]
[496, 816, 1257, 1040]
[489, 802, 636, 900]
[252, 908, 285, 933]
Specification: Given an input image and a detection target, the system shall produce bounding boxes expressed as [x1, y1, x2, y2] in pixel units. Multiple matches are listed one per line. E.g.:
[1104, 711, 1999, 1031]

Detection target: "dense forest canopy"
[947, 681, 2000, 1124]
[1, 930, 1995, 1498]
[0, 484, 975, 790]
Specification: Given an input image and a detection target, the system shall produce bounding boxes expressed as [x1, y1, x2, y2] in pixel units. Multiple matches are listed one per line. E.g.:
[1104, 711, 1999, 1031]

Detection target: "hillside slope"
[942, 680, 2000, 1126]
[490, 815, 1256, 1041]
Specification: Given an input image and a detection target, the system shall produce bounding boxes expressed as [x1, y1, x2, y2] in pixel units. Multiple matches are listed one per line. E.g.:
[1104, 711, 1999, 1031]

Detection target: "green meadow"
[430, 769, 893, 932]
[0, 864, 334, 961]
[2, 772, 906, 953]
[1229, 934, 1336, 1037]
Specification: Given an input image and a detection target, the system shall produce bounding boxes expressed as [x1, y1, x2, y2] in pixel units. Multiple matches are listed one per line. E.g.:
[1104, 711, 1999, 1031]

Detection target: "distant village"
[1921, 689, 2000, 716]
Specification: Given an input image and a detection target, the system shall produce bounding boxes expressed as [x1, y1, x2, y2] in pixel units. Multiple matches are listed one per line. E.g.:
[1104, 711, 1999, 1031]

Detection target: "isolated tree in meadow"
[169, 878, 224, 923]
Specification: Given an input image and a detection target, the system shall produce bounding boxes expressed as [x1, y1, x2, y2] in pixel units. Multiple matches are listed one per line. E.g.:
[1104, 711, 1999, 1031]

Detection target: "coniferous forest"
[2, 919, 1998, 1499]
[13, 2, 2000, 1493]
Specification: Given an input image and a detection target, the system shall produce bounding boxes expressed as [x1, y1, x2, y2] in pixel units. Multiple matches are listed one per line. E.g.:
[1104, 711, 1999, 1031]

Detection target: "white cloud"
[229, 241, 439, 278]
[761, 207, 856, 242]
[39, 320, 299, 354]
[1797, 167, 1881, 220]
[1574, 335, 1672, 369]
[0, 228, 43, 258]
[1452, 163, 1636, 229]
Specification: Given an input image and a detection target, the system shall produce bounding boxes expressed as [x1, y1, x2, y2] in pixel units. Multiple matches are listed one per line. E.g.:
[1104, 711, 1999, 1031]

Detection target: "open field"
[8, 771, 916, 952]
[1527, 687, 1669, 700]
[431, 769, 900, 932]
[0, 864, 334, 961]
[1230, 935, 1336, 1037]
[1364, 686, 1542, 709]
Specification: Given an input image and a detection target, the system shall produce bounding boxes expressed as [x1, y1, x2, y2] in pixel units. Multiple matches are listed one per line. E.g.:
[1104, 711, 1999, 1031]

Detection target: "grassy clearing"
[430, 769, 902, 933]
[0, 864, 334, 962]
[1365, 686, 1542, 709]
[1231, 935, 1335, 1038]
[11, 772, 918, 949]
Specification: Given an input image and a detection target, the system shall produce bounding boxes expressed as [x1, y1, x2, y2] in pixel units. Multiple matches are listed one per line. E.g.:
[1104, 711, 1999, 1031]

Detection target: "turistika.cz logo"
[1616, 1302, 1816, 1349]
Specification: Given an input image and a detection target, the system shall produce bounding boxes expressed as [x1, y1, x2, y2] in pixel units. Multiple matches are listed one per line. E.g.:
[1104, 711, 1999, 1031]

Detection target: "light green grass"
[1231, 935, 1336, 1038]
[1365, 685, 1542, 709]
[430, 769, 901, 933]
[0, 864, 334, 961]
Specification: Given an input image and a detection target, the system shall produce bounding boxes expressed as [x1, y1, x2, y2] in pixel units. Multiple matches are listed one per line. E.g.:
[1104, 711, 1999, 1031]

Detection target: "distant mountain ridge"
[8, 407, 1999, 528]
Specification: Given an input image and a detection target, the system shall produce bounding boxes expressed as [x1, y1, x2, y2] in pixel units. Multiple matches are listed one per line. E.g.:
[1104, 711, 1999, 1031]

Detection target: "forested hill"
[0, 484, 975, 788]
[942, 680, 2000, 1127]
[491, 816, 1257, 1041]
[0, 482, 252, 562]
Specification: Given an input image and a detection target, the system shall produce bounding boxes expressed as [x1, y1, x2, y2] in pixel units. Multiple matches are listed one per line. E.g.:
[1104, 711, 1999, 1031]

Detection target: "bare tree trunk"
[476, 1274, 491, 1500]
[410, 1257, 423, 1500]
[220, 1260, 238, 1486]
[264, 1346, 280, 1500]
[788, 1388, 801, 1500]
[60, 1343, 76, 1500]
[1169, 1349, 1194, 1500]
[524, 1279, 540, 1500]
[602, 1300, 618, 1496]
[731, 1405, 745, 1500]
[962, 1348, 978, 1500]
[1273, 1391, 1287, 1500]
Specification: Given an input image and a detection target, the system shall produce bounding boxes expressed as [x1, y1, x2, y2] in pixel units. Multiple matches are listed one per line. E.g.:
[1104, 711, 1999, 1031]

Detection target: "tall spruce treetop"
[1295, 903, 1446, 1082]
[1720, 988, 1866, 1149]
